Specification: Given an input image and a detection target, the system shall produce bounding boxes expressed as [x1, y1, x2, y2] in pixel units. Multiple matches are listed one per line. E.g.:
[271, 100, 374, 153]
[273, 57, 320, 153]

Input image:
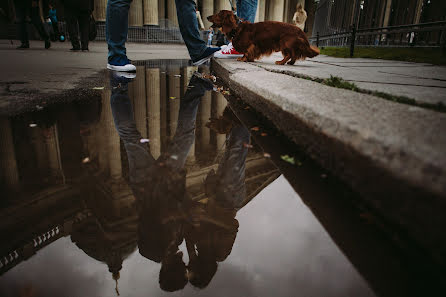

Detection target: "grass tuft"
[324, 75, 359, 91]
[320, 47, 446, 65]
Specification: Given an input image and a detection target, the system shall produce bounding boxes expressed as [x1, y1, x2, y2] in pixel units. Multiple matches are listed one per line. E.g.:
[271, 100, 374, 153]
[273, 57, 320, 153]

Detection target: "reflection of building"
[0, 61, 279, 278]
[91, 0, 300, 27]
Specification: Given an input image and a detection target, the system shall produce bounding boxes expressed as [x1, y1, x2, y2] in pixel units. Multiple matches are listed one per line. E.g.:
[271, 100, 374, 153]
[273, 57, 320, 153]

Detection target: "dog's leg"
[287, 49, 297, 65]
[276, 50, 291, 65]
[237, 44, 256, 62]
[237, 55, 248, 62]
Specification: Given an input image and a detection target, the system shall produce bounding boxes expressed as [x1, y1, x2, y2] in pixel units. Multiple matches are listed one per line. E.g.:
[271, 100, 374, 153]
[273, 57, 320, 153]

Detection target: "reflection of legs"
[215, 124, 250, 209]
[106, 0, 132, 60]
[174, 0, 207, 61]
[166, 75, 213, 169]
[236, 0, 258, 23]
[110, 81, 155, 184]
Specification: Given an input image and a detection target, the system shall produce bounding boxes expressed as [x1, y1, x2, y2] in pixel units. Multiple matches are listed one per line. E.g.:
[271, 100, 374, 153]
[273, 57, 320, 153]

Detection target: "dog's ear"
[221, 12, 237, 36]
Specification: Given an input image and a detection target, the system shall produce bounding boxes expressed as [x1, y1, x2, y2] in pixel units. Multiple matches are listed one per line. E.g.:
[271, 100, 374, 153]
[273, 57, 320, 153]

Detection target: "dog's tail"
[307, 45, 320, 58]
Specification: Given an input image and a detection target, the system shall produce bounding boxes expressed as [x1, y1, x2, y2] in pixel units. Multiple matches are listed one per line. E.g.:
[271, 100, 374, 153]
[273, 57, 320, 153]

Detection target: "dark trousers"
[14, 4, 49, 45]
[66, 9, 90, 49]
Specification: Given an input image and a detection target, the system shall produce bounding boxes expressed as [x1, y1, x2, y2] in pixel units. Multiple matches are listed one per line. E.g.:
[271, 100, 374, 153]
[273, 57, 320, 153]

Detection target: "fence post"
[350, 25, 356, 58]
[316, 32, 320, 47]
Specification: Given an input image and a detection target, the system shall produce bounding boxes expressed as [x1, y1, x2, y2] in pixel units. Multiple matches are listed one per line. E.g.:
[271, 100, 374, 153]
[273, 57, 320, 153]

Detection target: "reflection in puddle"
[0, 61, 376, 297]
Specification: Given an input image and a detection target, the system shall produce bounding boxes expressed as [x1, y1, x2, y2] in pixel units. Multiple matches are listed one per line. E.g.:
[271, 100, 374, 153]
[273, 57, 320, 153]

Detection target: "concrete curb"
[212, 58, 446, 266]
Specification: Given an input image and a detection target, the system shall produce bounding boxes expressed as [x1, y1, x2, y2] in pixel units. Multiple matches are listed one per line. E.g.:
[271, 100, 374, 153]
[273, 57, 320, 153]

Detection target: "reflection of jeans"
[215, 124, 250, 209]
[106, 0, 132, 61]
[111, 73, 213, 185]
[237, 0, 258, 23]
[175, 0, 207, 61]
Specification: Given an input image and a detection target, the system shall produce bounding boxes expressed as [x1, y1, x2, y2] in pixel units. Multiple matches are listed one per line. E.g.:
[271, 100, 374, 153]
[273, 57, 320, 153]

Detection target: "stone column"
[183, 66, 198, 164]
[200, 91, 212, 154]
[413, 0, 423, 24]
[132, 66, 147, 138]
[167, 0, 178, 26]
[160, 66, 168, 151]
[255, 0, 266, 22]
[129, 0, 144, 27]
[202, 0, 214, 28]
[101, 88, 122, 179]
[158, 0, 166, 25]
[382, 0, 392, 27]
[30, 127, 48, 174]
[267, 0, 285, 22]
[0, 117, 19, 191]
[214, 0, 232, 13]
[169, 69, 181, 138]
[144, 0, 159, 25]
[44, 125, 62, 179]
[213, 92, 227, 150]
[94, 0, 107, 22]
[146, 68, 161, 159]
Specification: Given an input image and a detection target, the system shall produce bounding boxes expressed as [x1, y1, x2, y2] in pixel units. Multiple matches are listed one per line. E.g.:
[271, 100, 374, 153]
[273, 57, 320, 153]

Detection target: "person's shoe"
[82, 47, 89, 52]
[214, 43, 243, 58]
[111, 71, 136, 80]
[107, 56, 136, 72]
[45, 40, 51, 49]
[70, 47, 80, 51]
[192, 47, 221, 66]
[16, 43, 29, 49]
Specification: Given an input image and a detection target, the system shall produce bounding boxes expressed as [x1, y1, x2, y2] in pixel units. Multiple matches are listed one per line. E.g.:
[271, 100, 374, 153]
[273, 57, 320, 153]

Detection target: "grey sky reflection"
[0, 175, 375, 297]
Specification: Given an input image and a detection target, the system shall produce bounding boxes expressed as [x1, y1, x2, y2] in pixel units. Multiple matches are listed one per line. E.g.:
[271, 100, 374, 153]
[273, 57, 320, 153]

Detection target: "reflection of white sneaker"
[214, 43, 244, 58]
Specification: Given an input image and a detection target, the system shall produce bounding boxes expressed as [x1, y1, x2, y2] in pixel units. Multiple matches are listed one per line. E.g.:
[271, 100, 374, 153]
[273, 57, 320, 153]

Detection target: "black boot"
[45, 40, 51, 49]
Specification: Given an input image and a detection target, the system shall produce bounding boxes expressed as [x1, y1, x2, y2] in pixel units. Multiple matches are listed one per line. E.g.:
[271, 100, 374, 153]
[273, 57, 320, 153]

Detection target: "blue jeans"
[175, 0, 207, 61]
[106, 0, 132, 61]
[237, 0, 258, 23]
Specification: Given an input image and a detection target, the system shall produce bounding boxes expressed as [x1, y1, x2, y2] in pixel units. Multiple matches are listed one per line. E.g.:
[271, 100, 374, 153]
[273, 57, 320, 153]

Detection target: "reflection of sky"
[0, 175, 375, 297]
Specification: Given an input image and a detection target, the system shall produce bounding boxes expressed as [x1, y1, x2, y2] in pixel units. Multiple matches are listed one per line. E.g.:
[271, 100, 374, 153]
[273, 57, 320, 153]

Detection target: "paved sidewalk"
[257, 53, 446, 106]
[0, 40, 189, 114]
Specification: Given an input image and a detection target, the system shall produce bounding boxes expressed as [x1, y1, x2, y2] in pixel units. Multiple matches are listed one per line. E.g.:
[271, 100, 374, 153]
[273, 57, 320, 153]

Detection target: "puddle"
[0, 60, 433, 297]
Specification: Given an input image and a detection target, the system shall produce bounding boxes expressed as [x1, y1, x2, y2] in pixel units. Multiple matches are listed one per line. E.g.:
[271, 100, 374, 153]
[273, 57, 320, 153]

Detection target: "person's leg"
[236, 0, 258, 23]
[174, 0, 207, 61]
[52, 21, 60, 40]
[30, 6, 50, 44]
[66, 10, 80, 49]
[14, 4, 29, 47]
[106, 0, 132, 61]
[78, 10, 90, 50]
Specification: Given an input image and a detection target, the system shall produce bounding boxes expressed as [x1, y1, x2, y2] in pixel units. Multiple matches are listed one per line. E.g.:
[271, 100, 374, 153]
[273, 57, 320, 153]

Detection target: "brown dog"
[207, 10, 319, 65]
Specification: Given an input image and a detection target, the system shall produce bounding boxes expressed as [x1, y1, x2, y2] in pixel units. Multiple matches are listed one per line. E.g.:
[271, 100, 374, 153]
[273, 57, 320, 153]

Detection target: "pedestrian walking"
[174, 0, 221, 65]
[47, 3, 62, 41]
[292, 3, 307, 31]
[61, 0, 93, 51]
[14, 0, 51, 49]
[105, 0, 136, 71]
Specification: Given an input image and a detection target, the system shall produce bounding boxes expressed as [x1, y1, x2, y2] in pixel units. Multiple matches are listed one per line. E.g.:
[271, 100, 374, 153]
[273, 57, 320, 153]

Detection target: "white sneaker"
[214, 43, 244, 59]
[107, 63, 136, 72]
[107, 56, 136, 72]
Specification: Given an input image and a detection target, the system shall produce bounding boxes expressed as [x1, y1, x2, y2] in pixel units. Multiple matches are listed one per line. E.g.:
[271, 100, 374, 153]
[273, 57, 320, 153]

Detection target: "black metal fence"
[309, 21, 446, 56]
